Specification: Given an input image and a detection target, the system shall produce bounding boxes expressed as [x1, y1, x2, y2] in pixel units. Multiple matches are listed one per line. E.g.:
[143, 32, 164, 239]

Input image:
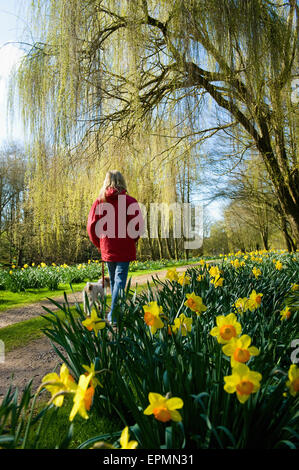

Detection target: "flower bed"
[0, 250, 298, 449]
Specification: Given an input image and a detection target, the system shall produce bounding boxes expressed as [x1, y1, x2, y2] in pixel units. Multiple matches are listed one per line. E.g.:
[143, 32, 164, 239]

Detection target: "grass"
[26, 395, 122, 449]
[0, 283, 87, 313]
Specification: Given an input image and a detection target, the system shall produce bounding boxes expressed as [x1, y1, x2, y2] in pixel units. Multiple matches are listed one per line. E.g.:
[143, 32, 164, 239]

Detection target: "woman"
[87, 170, 143, 325]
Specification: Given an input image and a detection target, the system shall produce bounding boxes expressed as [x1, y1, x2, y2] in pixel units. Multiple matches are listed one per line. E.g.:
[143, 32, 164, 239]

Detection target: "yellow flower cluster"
[210, 313, 261, 403]
[233, 290, 263, 314]
[165, 267, 192, 286]
[41, 363, 99, 421]
[208, 265, 224, 288]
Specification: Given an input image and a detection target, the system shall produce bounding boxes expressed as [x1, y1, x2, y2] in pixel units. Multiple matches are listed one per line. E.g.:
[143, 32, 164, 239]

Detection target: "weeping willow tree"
[10, 0, 299, 248]
[22, 120, 198, 261]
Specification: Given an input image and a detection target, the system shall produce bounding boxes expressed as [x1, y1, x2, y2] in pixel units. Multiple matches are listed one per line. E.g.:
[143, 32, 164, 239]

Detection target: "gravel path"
[0, 261, 218, 398]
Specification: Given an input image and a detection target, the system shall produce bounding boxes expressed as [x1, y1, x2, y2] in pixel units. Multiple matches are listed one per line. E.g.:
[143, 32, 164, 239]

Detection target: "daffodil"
[247, 290, 263, 311]
[82, 309, 106, 334]
[209, 266, 221, 278]
[291, 283, 299, 291]
[210, 313, 242, 344]
[231, 259, 240, 269]
[184, 292, 207, 315]
[69, 373, 94, 421]
[42, 363, 76, 407]
[252, 267, 262, 279]
[197, 274, 203, 281]
[82, 363, 103, 388]
[165, 268, 179, 282]
[119, 427, 138, 449]
[143, 393, 183, 423]
[23, 264, 28, 269]
[143, 301, 164, 334]
[234, 297, 249, 315]
[222, 335, 260, 367]
[40, 262, 47, 268]
[199, 259, 205, 266]
[224, 363, 262, 403]
[210, 274, 224, 288]
[280, 306, 291, 321]
[177, 272, 191, 286]
[171, 314, 192, 336]
[286, 364, 299, 397]
[275, 260, 283, 270]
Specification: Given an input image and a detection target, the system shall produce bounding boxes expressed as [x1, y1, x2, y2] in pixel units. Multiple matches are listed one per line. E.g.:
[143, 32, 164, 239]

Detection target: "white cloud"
[0, 43, 24, 144]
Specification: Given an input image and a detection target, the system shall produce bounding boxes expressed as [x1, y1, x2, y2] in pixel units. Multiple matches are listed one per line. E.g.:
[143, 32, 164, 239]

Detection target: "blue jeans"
[106, 261, 130, 323]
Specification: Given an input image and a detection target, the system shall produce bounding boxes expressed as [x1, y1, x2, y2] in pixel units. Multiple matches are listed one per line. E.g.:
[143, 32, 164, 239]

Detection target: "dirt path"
[0, 261, 219, 398]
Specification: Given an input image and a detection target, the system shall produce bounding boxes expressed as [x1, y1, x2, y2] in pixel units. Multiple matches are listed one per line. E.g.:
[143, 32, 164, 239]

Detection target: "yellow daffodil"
[42, 363, 76, 407]
[210, 313, 242, 344]
[12, 264, 16, 268]
[82, 363, 103, 388]
[171, 314, 192, 336]
[291, 283, 299, 291]
[40, 262, 46, 268]
[199, 259, 205, 266]
[9, 270, 13, 275]
[210, 274, 224, 288]
[69, 373, 94, 421]
[280, 306, 291, 321]
[23, 264, 28, 269]
[177, 272, 191, 286]
[197, 274, 203, 281]
[234, 297, 249, 315]
[286, 364, 299, 397]
[231, 259, 240, 269]
[165, 268, 179, 282]
[143, 393, 183, 423]
[119, 427, 138, 449]
[184, 292, 207, 315]
[143, 301, 164, 334]
[222, 335, 260, 367]
[252, 267, 262, 279]
[275, 261, 283, 270]
[32, 263, 35, 266]
[224, 363, 262, 404]
[247, 290, 263, 311]
[82, 309, 106, 334]
[209, 266, 221, 278]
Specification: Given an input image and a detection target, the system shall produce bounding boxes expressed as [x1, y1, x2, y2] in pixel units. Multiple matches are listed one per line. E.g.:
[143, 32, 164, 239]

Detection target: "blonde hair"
[99, 170, 127, 201]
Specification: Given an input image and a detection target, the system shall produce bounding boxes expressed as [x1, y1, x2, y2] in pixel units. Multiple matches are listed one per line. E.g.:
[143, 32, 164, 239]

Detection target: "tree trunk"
[165, 235, 174, 259]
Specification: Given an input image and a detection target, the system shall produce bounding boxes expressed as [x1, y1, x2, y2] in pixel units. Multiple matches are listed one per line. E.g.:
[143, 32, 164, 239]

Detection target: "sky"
[0, 0, 26, 146]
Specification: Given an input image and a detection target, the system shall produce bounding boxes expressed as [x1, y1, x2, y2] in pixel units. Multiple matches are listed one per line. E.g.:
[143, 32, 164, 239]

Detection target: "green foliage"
[38, 251, 299, 449]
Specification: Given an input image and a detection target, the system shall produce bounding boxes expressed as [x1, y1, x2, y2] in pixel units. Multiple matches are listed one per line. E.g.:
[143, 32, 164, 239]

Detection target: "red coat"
[87, 188, 144, 262]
